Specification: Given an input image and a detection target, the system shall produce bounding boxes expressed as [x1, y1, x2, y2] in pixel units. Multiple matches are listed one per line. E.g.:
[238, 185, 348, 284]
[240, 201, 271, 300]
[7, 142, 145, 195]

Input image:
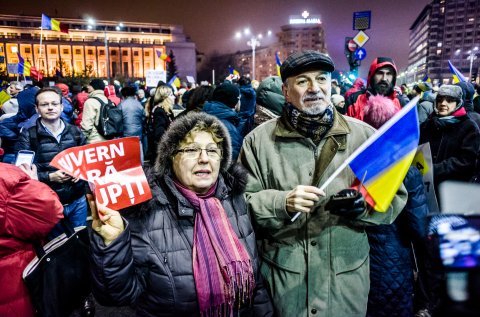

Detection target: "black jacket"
[15, 118, 86, 204]
[420, 113, 480, 186]
[89, 166, 273, 317]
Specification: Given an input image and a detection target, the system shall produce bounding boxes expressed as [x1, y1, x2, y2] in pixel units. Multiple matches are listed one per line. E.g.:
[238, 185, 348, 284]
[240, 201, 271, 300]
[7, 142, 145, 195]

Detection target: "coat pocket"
[260, 246, 305, 316]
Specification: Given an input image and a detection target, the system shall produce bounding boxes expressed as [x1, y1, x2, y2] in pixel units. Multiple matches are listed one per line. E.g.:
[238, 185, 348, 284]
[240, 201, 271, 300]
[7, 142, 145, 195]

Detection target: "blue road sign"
[353, 11, 371, 30]
[354, 47, 367, 61]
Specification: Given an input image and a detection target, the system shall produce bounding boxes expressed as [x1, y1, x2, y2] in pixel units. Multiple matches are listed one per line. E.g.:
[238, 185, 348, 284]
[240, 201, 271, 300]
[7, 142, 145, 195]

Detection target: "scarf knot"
[281, 102, 335, 144]
[173, 179, 255, 317]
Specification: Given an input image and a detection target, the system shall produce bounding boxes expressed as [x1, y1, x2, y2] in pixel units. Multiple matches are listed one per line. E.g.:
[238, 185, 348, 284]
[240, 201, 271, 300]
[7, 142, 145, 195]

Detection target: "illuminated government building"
[0, 14, 196, 80]
[232, 11, 327, 81]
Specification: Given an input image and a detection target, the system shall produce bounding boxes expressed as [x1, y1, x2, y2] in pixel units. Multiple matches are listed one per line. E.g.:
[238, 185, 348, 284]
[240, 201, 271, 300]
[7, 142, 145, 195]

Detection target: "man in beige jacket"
[81, 79, 108, 144]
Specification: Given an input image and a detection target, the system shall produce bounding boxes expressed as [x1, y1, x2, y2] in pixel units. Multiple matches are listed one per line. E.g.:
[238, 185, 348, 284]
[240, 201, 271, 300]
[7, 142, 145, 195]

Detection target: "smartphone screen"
[15, 150, 35, 167]
[428, 214, 480, 269]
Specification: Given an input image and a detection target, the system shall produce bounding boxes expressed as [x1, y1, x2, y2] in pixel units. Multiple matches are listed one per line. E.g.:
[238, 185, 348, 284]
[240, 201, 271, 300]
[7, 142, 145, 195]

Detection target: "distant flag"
[0, 90, 11, 106]
[155, 49, 161, 58]
[41, 14, 69, 34]
[422, 74, 431, 83]
[348, 96, 420, 212]
[29, 66, 43, 81]
[17, 53, 31, 76]
[168, 75, 181, 88]
[228, 66, 239, 75]
[275, 52, 282, 76]
[448, 60, 467, 83]
[160, 53, 171, 62]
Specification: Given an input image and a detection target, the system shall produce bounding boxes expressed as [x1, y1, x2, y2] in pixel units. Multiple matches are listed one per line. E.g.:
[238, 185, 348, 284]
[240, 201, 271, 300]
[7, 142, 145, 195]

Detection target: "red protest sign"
[50, 137, 152, 210]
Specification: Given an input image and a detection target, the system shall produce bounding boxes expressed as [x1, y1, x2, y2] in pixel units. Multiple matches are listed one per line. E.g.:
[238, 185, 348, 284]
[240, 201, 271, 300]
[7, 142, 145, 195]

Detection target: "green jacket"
[240, 111, 407, 317]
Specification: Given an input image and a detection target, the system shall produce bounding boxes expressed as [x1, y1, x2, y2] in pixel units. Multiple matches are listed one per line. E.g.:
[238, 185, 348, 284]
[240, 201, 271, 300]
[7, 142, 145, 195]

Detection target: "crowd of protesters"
[1, 49, 480, 317]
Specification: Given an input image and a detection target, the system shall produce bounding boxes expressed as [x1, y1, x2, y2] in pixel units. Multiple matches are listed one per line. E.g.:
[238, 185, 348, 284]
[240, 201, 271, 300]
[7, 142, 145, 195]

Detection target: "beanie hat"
[331, 94, 345, 107]
[90, 78, 105, 91]
[212, 83, 240, 108]
[280, 50, 335, 82]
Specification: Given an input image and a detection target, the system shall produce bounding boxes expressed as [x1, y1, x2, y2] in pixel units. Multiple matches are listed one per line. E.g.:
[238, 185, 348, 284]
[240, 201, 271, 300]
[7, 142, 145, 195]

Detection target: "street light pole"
[247, 37, 260, 80]
[468, 46, 478, 80]
[104, 28, 110, 83]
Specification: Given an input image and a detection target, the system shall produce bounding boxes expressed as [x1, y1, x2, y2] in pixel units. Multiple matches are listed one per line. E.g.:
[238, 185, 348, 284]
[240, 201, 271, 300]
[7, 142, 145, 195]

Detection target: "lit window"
[437, 49, 442, 55]
[469, 18, 475, 22]
[437, 42, 442, 47]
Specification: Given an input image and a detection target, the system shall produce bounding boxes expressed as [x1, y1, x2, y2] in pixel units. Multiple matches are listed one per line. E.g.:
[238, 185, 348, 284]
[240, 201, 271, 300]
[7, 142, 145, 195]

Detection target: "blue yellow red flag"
[275, 52, 282, 76]
[448, 60, 467, 83]
[41, 14, 69, 33]
[347, 96, 420, 211]
[17, 53, 31, 76]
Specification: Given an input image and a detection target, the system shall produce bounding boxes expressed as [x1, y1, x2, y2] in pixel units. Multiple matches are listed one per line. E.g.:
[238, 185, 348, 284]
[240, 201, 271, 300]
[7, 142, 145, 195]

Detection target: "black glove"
[325, 189, 366, 219]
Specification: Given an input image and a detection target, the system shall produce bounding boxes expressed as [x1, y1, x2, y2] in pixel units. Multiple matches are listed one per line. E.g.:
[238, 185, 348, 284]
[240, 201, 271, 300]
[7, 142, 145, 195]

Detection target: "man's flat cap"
[280, 50, 335, 82]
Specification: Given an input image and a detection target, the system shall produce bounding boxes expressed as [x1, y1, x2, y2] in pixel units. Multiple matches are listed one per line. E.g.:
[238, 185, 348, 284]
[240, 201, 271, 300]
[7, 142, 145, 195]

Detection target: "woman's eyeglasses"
[175, 145, 222, 160]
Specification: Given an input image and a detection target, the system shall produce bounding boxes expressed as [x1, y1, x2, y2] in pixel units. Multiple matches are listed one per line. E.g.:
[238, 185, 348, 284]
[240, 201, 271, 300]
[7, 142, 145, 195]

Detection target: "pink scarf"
[173, 180, 255, 317]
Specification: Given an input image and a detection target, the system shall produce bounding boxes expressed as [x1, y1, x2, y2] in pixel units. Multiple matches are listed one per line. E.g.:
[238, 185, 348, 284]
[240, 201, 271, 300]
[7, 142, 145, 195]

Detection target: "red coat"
[0, 163, 63, 317]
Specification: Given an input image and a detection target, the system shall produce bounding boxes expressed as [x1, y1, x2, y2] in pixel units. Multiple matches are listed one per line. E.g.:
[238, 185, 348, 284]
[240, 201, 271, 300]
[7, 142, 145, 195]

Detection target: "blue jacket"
[119, 97, 145, 138]
[366, 166, 429, 317]
[202, 101, 243, 161]
[239, 85, 256, 136]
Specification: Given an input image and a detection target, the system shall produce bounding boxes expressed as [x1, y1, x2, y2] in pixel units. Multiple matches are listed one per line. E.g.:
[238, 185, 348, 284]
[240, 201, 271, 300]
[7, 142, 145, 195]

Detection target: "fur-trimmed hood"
[154, 112, 232, 175]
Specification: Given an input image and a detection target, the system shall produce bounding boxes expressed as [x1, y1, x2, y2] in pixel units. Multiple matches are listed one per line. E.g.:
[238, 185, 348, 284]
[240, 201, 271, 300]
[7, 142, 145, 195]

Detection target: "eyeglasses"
[175, 144, 222, 160]
[436, 96, 458, 104]
[38, 102, 62, 107]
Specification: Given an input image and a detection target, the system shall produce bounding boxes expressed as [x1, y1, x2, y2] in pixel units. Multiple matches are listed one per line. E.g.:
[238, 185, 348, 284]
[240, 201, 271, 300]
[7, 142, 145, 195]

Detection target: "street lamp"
[455, 46, 478, 81]
[87, 18, 123, 82]
[235, 28, 272, 80]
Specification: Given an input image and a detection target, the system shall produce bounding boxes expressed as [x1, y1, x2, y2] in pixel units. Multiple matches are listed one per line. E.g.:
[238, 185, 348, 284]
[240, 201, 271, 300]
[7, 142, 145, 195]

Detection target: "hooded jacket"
[347, 57, 404, 120]
[81, 90, 108, 144]
[89, 113, 273, 316]
[203, 100, 244, 161]
[0, 163, 63, 317]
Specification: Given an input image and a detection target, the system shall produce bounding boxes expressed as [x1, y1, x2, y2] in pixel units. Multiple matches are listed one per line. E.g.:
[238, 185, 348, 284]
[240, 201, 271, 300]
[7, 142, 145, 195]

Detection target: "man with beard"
[347, 57, 406, 120]
[240, 50, 407, 317]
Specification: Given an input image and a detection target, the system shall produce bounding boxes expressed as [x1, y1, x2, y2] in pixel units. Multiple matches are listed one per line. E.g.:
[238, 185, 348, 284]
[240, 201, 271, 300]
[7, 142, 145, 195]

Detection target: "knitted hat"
[280, 50, 335, 82]
[331, 94, 345, 107]
[90, 78, 105, 91]
[212, 83, 240, 108]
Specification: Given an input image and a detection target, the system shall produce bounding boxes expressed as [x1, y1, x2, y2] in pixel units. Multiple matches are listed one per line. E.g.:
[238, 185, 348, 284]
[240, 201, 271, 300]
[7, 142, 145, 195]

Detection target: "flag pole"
[38, 26, 44, 73]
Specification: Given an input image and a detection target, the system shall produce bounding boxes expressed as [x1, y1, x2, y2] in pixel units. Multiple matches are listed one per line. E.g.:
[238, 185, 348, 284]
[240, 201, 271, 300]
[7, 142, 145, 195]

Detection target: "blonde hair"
[177, 122, 224, 150]
[153, 86, 174, 113]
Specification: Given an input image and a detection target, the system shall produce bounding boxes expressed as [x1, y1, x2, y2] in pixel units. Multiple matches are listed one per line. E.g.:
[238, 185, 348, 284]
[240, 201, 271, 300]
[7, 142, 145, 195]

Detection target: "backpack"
[91, 96, 123, 139]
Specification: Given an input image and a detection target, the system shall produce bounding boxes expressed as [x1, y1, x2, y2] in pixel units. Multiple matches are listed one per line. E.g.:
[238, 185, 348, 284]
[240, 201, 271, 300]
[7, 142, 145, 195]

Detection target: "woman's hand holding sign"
[87, 194, 124, 246]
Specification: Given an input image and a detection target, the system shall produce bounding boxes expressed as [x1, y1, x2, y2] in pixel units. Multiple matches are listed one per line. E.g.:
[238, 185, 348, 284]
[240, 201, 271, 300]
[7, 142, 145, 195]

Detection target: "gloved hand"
[325, 189, 366, 219]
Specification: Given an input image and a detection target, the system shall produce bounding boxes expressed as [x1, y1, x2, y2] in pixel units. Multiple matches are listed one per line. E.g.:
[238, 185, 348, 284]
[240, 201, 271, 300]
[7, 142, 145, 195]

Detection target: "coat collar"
[152, 170, 230, 218]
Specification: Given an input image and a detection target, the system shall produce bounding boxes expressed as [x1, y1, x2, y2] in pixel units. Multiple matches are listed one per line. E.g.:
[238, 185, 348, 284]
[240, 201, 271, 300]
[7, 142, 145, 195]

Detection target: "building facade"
[0, 14, 196, 82]
[407, 0, 480, 85]
[231, 12, 328, 81]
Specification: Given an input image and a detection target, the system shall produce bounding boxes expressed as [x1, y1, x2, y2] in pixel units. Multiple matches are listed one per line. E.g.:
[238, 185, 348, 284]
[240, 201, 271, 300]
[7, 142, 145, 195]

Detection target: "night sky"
[3, 0, 430, 77]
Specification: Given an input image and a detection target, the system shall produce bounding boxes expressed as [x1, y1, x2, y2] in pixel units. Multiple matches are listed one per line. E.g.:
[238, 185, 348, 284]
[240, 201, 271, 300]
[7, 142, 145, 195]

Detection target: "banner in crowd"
[51, 137, 152, 210]
[412, 142, 440, 213]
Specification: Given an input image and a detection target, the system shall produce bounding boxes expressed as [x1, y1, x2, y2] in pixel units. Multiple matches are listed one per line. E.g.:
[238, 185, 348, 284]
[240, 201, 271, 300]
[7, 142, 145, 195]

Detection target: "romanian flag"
[422, 74, 431, 83]
[275, 52, 282, 76]
[228, 66, 239, 75]
[41, 14, 69, 33]
[347, 96, 420, 211]
[159, 52, 171, 62]
[448, 60, 467, 83]
[168, 75, 181, 88]
[17, 53, 31, 76]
